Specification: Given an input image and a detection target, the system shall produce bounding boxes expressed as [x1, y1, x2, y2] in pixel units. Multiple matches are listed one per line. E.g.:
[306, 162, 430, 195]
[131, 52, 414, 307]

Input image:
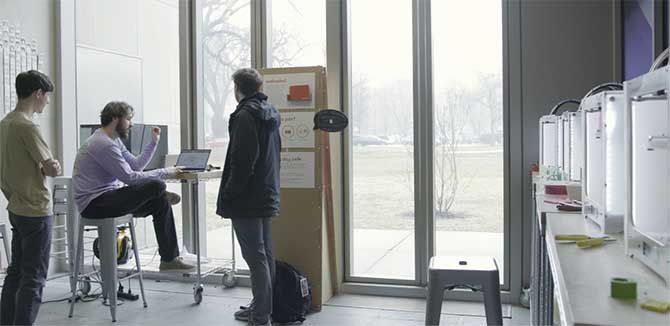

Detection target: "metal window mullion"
[341, 0, 355, 282]
[506, 0, 524, 301]
[502, 0, 512, 293]
[325, 0, 346, 287]
[179, 0, 207, 256]
[413, 0, 433, 287]
[251, 0, 269, 69]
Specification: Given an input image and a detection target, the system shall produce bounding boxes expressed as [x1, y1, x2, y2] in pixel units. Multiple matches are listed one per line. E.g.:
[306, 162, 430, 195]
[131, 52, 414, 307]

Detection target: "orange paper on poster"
[287, 84, 311, 101]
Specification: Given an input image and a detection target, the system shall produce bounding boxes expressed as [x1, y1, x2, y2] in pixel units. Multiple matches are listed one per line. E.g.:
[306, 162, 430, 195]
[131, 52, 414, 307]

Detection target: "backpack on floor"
[272, 260, 311, 323]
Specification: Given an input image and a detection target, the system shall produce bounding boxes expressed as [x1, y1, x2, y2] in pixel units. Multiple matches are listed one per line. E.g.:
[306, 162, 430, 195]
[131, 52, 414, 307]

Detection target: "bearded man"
[72, 101, 193, 272]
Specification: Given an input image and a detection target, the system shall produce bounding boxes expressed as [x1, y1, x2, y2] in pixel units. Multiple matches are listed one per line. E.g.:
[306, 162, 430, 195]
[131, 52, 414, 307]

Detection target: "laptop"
[175, 149, 212, 172]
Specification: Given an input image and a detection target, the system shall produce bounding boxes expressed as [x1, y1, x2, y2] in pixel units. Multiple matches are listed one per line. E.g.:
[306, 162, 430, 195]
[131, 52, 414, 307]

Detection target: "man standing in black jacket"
[216, 68, 281, 326]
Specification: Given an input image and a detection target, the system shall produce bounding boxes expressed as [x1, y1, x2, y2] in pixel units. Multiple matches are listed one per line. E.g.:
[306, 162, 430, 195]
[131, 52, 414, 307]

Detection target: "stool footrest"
[445, 284, 481, 292]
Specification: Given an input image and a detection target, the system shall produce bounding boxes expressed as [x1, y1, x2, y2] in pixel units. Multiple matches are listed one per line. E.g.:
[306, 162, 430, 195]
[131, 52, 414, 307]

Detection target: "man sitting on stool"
[72, 101, 193, 271]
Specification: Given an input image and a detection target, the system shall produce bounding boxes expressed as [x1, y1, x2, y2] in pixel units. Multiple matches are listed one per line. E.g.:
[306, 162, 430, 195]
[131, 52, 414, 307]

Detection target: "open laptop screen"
[175, 149, 211, 171]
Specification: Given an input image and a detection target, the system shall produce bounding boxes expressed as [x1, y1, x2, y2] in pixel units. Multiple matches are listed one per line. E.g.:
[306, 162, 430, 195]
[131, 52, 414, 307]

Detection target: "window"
[432, 0, 504, 279]
[201, 0, 252, 268]
[349, 0, 414, 280]
[268, 0, 326, 67]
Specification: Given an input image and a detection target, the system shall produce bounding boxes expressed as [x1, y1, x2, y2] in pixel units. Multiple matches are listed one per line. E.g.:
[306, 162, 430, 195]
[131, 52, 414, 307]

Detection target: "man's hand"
[151, 126, 161, 143]
[42, 159, 61, 177]
[165, 166, 184, 177]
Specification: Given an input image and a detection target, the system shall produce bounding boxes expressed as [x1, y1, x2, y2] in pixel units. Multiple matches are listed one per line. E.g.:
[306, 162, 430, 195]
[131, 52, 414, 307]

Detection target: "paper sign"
[263, 73, 316, 109]
[280, 111, 315, 148]
[280, 152, 315, 188]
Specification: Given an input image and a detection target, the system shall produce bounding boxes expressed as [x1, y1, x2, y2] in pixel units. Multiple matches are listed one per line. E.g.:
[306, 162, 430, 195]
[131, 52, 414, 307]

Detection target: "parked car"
[353, 134, 391, 146]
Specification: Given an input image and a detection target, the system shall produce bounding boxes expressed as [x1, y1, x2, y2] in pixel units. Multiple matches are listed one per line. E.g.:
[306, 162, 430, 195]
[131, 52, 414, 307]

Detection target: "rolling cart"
[165, 170, 236, 304]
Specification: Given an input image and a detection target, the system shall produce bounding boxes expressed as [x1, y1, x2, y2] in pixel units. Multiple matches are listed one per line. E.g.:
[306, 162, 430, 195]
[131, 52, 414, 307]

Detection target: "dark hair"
[15, 70, 54, 99]
[232, 68, 263, 97]
[100, 101, 134, 126]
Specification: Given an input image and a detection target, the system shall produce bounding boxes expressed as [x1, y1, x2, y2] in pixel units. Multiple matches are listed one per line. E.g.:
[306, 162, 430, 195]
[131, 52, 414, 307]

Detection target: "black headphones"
[92, 227, 134, 265]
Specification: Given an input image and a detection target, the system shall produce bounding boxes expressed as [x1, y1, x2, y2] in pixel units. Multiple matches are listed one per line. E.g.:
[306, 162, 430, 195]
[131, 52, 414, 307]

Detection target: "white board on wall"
[75, 47, 143, 125]
[76, 0, 139, 56]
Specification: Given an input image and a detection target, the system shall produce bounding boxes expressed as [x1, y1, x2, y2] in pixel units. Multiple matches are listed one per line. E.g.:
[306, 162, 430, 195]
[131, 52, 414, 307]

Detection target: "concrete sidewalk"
[199, 227, 504, 280]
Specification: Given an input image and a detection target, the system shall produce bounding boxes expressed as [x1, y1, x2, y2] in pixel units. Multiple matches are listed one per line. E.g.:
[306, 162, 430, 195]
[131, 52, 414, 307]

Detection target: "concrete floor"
[198, 227, 504, 280]
[34, 277, 530, 325]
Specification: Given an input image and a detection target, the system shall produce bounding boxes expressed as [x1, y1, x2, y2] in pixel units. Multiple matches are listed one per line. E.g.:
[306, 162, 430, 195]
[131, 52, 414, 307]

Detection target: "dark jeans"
[232, 217, 275, 320]
[0, 212, 52, 326]
[81, 179, 179, 262]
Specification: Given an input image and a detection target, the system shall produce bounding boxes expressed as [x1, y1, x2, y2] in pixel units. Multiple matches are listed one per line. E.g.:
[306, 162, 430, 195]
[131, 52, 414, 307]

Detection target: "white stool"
[68, 214, 147, 322]
[425, 256, 502, 326]
[0, 223, 10, 268]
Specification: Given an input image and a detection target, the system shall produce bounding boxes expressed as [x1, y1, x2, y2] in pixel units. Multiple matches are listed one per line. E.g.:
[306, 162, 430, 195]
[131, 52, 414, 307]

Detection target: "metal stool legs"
[0, 223, 10, 267]
[425, 270, 445, 326]
[68, 221, 85, 318]
[68, 216, 147, 322]
[128, 220, 147, 308]
[482, 269, 503, 325]
[97, 219, 118, 322]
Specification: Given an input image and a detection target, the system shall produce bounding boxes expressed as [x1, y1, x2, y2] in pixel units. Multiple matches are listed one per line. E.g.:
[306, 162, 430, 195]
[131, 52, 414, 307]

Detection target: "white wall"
[74, 0, 180, 152]
[0, 0, 58, 229]
[75, 0, 144, 124]
[72, 0, 181, 249]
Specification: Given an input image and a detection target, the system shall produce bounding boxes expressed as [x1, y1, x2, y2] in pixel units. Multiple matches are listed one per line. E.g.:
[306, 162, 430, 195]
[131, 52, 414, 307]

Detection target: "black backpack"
[273, 260, 311, 323]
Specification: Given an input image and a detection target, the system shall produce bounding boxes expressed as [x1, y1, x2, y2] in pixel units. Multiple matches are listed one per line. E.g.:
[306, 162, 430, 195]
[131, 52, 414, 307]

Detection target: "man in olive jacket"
[216, 68, 280, 326]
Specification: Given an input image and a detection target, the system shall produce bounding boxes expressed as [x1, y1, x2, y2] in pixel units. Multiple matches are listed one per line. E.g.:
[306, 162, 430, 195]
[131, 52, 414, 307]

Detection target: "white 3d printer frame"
[624, 66, 670, 283]
[582, 90, 625, 235]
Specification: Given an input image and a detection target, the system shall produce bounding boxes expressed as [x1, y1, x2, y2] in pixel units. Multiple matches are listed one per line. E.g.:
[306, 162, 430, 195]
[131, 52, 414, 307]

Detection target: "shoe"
[166, 191, 181, 205]
[234, 306, 269, 325]
[159, 257, 194, 272]
[248, 319, 269, 326]
[234, 307, 251, 322]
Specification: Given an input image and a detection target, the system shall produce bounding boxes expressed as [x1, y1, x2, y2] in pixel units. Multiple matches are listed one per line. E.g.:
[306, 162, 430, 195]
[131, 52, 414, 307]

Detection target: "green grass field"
[200, 144, 504, 233]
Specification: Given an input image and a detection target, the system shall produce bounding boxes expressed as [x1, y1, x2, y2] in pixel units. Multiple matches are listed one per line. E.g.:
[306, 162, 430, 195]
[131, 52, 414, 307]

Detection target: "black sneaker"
[234, 306, 269, 325]
[248, 318, 269, 326]
[234, 307, 251, 322]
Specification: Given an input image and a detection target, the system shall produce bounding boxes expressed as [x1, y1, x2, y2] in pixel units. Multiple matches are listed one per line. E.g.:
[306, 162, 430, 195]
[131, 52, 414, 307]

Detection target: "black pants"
[0, 212, 52, 326]
[81, 179, 179, 262]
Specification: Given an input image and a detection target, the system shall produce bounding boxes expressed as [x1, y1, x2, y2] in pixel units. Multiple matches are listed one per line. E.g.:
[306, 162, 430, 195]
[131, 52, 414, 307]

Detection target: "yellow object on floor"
[640, 299, 670, 313]
[555, 234, 589, 241]
[576, 238, 604, 248]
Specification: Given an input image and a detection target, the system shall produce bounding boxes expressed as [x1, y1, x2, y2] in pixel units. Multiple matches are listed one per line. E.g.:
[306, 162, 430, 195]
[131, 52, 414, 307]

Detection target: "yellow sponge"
[640, 299, 670, 313]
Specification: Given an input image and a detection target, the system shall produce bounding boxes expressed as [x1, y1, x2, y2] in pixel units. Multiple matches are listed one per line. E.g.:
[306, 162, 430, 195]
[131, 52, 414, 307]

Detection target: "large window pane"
[201, 0, 251, 269]
[350, 0, 414, 280]
[432, 0, 504, 280]
[268, 0, 326, 67]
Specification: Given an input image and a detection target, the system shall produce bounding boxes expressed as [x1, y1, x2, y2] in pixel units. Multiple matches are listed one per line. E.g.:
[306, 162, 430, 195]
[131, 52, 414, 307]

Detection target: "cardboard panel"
[262, 66, 329, 311]
[273, 189, 323, 310]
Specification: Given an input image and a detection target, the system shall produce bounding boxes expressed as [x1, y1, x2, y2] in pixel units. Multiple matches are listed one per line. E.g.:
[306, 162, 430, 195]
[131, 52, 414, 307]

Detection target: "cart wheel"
[79, 276, 91, 296]
[193, 284, 204, 304]
[222, 271, 236, 288]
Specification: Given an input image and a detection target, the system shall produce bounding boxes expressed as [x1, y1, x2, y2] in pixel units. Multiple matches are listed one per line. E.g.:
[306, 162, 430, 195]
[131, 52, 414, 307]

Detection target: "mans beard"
[117, 124, 130, 139]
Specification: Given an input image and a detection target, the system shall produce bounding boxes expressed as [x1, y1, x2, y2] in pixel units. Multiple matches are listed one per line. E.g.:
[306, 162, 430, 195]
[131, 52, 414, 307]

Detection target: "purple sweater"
[72, 129, 167, 212]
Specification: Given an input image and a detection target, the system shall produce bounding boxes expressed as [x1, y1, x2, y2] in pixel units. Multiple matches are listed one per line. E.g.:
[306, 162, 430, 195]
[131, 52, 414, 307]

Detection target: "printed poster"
[263, 73, 316, 109]
[280, 152, 315, 188]
[280, 111, 315, 148]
